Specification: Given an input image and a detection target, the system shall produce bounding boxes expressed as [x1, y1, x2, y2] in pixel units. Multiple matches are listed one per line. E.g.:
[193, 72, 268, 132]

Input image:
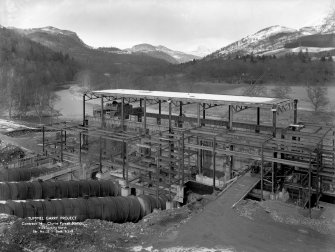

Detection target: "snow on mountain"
[299, 26, 320, 36]
[208, 25, 301, 59]
[127, 43, 200, 63]
[187, 45, 215, 57]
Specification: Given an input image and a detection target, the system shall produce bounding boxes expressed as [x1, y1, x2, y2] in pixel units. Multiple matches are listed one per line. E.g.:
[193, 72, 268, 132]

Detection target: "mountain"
[15, 26, 90, 55]
[207, 12, 335, 60]
[187, 45, 216, 57]
[127, 43, 200, 64]
[12, 26, 170, 75]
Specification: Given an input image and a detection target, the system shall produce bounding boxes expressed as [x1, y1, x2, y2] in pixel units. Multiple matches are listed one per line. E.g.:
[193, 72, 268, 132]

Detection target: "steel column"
[256, 107, 260, 133]
[228, 105, 233, 130]
[144, 97, 147, 134]
[272, 106, 277, 137]
[212, 137, 216, 190]
[42, 126, 45, 153]
[308, 153, 312, 218]
[293, 99, 298, 124]
[83, 94, 86, 126]
[202, 103, 205, 126]
[157, 100, 161, 125]
[121, 97, 124, 130]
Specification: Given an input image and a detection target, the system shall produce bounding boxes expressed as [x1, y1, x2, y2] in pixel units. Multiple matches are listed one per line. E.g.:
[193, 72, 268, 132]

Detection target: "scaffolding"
[39, 89, 334, 215]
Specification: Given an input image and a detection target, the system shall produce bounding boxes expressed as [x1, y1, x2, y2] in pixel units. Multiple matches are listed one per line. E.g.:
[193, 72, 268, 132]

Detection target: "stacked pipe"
[0, 167, 61, 182]
[0, 180, 120, 200]
[0, 195, 167, 223]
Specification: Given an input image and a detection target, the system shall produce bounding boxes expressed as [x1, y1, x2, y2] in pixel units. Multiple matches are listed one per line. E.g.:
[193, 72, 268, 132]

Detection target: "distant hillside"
[127, 43, 200, 63]
[284, 33, 335, 48]
[0, 27, 79, 117]
[14, 26, 171, 77]
[206, 10, 335, 60]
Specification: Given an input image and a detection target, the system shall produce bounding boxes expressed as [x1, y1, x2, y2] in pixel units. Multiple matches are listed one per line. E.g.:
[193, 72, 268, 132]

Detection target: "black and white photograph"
[0, 0, 334, 251]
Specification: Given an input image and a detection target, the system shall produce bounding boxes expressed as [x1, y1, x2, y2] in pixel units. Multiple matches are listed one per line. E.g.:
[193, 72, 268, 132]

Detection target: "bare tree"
[271, 85, 292, 98]
[243, 84, 267, 97]
[305, 83, 329, 112]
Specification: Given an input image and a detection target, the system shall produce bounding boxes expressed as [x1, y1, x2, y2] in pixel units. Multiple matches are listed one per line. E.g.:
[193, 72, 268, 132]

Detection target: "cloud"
[1, 0, 332, 51]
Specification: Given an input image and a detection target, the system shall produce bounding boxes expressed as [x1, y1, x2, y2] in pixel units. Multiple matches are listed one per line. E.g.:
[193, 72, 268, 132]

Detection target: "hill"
[0, 27, 79, 118]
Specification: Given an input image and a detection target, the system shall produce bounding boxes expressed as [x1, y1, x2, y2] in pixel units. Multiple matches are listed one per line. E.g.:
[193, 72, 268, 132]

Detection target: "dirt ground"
[0, 118, 335, 252]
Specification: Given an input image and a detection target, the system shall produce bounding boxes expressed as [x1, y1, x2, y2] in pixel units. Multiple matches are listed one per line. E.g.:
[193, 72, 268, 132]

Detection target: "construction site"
[0, 89, 334, 251]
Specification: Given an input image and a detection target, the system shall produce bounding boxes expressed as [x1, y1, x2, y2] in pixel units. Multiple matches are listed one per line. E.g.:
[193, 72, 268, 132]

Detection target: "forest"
[0, 27, 79, 120]
[1, 25, 334, 120]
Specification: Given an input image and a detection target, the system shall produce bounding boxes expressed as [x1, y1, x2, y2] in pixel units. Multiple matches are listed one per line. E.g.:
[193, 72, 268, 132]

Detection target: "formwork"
[36, 89, 334, 215]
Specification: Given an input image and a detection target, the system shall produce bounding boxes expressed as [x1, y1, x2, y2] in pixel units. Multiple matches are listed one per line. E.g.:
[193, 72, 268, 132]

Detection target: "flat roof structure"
[90, 89, 292, 108]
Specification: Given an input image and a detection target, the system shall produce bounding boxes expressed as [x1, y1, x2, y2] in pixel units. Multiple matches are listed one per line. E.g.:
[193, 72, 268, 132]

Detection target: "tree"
[271, 85, 292, 98]
[305, 82, 329, 112]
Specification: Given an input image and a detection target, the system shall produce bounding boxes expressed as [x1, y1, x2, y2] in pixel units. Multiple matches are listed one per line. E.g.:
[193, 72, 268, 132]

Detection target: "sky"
[0, 0, 333, 52]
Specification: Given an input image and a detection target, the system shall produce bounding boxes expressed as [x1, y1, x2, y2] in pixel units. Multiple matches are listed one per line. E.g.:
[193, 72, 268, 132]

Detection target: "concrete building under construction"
[1, 89, 334, 220]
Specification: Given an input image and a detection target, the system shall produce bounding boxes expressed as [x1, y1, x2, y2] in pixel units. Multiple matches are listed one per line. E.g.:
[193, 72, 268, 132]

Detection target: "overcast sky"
[0, 0, 333, 52]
